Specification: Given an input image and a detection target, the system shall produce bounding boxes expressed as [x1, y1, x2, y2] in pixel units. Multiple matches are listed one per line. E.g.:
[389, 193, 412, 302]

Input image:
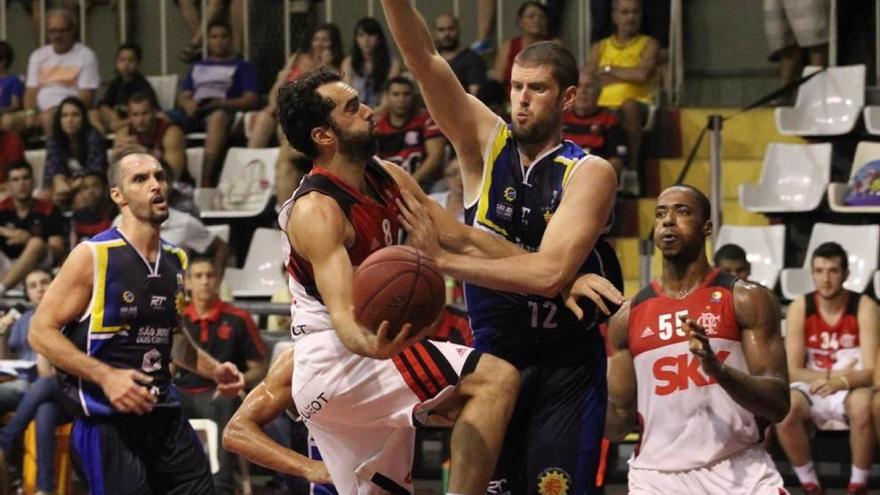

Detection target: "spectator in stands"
[776, 242, 876, 495]
[563, 72, 625, 176]
[433, 13, 487, 95]
[0, 41, 23, 113]
[114, 92, 187, 182]
[490, 2, 559, 85]
[763, 0, 828, 86]
[376, 76, 446, 189]
[585, 0, 659, 196]
[0, 126, 24, 188]
[341, 17, 401, 111]
[70, 171, 116, 244]
[247, 23, 344, 149]
[91, 43, 157, 135]
[45, 96, 108, 206]
[713, 243, 751, 281]
[0, 268, 70, 495]
[170, 20, 260, 187]
[0, 161, 66, 296]
[5, 8, 100, 136]
[429, 158, 464, 223]
[178, 256, 268, 495]
[177, 0, 245, 62]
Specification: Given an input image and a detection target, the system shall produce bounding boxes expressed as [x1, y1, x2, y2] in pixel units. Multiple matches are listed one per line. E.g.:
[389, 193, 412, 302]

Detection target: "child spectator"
[91, 43, 158, 135]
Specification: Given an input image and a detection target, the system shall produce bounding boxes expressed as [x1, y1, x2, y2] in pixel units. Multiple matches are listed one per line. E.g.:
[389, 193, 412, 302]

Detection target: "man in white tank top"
[571, 186, 790, 494]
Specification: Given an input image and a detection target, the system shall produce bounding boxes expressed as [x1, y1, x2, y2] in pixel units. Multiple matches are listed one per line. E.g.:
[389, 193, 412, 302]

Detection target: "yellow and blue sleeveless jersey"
[464, 122, 619, 367]
[59, 227, 188, 417]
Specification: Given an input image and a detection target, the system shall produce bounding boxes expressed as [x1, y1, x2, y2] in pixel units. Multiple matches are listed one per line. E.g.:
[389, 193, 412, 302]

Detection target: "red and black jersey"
[283, 159, 403, 302]
[375, 109, 443, 175]
[177, 300, 267, 391]
[562, 109, 624, 160]
[0, 198, 67, 259]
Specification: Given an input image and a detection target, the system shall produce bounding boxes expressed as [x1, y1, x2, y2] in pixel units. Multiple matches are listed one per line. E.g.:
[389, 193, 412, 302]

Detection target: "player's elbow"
[535, 268, 569, 299]
[27, 319, 48, 355]
[221, 417, 245, 454]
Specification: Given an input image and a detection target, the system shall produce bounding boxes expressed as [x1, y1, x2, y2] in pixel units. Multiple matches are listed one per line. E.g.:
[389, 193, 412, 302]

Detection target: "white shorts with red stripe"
[292, 330, 480, 495]
[628, 446, 787, 495]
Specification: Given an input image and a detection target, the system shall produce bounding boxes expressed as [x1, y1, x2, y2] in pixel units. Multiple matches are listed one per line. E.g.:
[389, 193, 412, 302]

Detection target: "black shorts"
[70, 407, 214, 495]
[490, 351, 608, 495]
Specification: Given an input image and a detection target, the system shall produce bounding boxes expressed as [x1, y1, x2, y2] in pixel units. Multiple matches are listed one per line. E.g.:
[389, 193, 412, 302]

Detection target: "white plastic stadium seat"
[194, 147, 279, 219]
[780, 223, 879, 300]
[146, 74, 179, 112]
[185, 147, 205, 185]
[24, 149, 46, 190]
[715, 224, 785, 289]
[827, 141, 880, 213]
[224, 228, 287, 297]
[738, 142, 831, 213]
[205, 224, 230, 243]
[189, 419, 220, 474]
[865, 106, 880, 135]
[775, 65, 865, 136]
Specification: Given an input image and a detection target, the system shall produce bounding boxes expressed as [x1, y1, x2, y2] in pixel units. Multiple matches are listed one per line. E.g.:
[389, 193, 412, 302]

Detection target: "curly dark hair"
[277, 68, 343, 160]
[350, 18, 392, 90]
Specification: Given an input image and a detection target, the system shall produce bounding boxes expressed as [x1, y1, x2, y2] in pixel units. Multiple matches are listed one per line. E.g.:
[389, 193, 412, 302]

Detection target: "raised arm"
[286, 192, 412, 359]
[29, 244, 157, 414]
[687, 281, 789, 422]
[605, 302, 638, 442]
[381, 0, 501, 193]
[222, 348, 331, 483]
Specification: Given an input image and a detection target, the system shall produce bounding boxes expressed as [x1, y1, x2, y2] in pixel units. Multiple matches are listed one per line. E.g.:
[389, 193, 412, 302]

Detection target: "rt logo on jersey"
[653, 351, 731, 396]
[151, 295, 167, 309]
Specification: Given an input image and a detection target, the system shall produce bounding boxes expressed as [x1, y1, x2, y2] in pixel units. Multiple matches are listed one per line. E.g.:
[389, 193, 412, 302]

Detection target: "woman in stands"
[490, 1, 560, 85]
[247, 23, 344, 148]
[341, 17, 401, 112]
[44, 97, 108, 207]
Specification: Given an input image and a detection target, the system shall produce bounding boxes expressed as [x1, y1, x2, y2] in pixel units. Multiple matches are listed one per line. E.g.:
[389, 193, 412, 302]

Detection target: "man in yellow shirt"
[585, 0, 659, 196]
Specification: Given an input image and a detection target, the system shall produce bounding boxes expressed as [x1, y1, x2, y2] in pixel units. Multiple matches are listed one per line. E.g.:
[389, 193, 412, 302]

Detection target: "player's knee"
[471, 354, 519, 401]
[846, 388, 872, 426]
[779, 391, 809, 425]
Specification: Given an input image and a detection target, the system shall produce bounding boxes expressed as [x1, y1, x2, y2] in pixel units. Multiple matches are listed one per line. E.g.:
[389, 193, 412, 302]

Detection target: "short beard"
[438, 38, 458, 51]
[332, 122, 377, 161]
[512, 112, 561, 145]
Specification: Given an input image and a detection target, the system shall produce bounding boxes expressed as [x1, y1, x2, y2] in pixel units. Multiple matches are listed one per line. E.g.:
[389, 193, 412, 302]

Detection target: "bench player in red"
[590, 185, 790, 494]
[776, 242, 877, 495]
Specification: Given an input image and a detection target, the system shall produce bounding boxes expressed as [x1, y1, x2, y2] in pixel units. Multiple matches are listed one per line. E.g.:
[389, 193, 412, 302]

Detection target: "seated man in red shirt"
[0, 160, 66, 296]
[375, 76, 446, 189]
[563, 72, 625, 177]
[178, 256, 268, 495]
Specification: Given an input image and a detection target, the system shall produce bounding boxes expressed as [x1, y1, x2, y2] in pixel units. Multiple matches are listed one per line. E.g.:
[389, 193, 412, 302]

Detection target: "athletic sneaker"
[845, 482, 868, 495]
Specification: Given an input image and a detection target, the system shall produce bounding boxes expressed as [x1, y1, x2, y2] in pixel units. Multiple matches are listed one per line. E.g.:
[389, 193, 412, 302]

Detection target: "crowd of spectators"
[0, 1, 669, 492]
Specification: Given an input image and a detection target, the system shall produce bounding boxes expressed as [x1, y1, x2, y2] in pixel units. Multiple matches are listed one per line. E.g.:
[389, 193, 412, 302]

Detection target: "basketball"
[353, 246, 446, 338]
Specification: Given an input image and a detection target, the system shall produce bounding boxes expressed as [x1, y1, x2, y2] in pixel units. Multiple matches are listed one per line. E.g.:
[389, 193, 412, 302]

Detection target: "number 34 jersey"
[626, 270, 761, 471]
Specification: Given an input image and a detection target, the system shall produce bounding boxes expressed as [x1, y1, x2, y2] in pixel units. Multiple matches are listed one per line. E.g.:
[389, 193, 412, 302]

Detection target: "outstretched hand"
[397, 189, 442, 259]
[563, 273, 625, 320]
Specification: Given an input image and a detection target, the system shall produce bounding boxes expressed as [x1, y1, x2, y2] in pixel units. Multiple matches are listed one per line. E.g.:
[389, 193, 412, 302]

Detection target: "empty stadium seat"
[780, 223, 879, 300]
[865, 106, 880, 135]
[738, 142, 831, 213]
[189, 419, 220, 474]
[827, 141, 880, 213]
[715, 224, 785, 289]
[146, 74, 179, 112]
[193, 147, 279, 219]
[185, 147, 205, 185]
[24, 149, 46, 190]
[775, 65, 865, 136]
[224, 227, 287, 297]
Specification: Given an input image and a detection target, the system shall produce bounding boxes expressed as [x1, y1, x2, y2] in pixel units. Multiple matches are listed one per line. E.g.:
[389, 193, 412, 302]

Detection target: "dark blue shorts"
[490, 355, 608, 495]
[70, 407, 214, 495]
